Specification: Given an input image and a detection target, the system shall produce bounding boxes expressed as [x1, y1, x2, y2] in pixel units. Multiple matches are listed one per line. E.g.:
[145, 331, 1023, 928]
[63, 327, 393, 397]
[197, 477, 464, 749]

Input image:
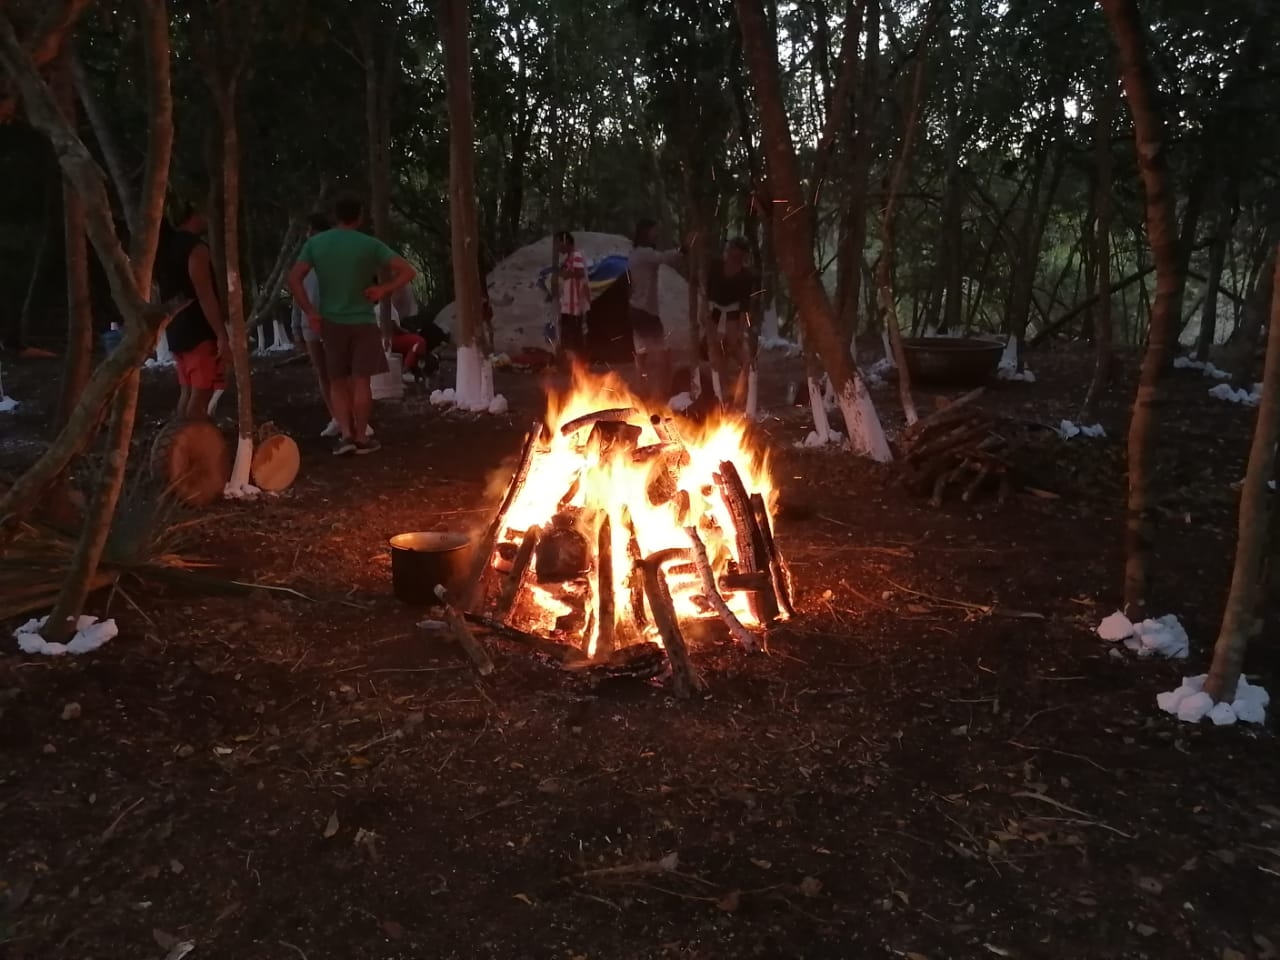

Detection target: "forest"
[0, 0, 1278, 958]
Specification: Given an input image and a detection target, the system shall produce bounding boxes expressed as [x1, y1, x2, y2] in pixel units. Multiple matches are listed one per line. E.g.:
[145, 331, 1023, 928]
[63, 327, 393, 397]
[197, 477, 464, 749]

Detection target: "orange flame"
[500, 367, 776, 656]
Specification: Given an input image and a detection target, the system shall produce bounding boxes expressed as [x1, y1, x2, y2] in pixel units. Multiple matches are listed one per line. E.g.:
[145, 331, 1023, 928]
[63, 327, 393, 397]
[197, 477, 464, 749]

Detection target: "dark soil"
[1, 344, 1277, 960]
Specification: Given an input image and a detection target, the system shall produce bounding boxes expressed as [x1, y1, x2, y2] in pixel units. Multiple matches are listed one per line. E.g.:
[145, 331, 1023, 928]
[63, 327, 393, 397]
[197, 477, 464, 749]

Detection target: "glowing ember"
[476, 367, 789, 664]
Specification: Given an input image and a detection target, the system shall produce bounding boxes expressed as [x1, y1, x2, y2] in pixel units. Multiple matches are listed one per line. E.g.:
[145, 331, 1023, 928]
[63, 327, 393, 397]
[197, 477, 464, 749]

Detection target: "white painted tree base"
[837, 377, 892, 462]
[266, 319, 293, 352]
[431, 346, 508, 414]
[224, 436, 261, 499]
[798, 376, 844, 448]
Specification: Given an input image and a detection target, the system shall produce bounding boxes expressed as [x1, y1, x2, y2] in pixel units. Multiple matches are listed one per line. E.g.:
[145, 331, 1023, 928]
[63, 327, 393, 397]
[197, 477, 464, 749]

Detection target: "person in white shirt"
[627, 218, 686, 399]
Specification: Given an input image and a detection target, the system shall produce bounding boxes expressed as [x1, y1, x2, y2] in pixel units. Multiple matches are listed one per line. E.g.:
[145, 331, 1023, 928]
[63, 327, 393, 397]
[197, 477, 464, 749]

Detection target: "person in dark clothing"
[157, 202, 228, 420]
[703, 236, 759, 407]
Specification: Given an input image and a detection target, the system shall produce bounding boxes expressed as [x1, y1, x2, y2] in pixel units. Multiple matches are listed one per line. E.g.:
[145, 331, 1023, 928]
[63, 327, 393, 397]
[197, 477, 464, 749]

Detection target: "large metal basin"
[902, 337, 1004, 388]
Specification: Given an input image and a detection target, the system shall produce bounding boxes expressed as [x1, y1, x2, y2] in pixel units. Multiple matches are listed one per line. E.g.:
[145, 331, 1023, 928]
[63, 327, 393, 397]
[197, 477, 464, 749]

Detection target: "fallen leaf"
[1135, 924, 1156, 937]
[1211, 849, 1236, 865]
[1136, 876, 1163, 895]
[212, 746, 233, 756]
[323, 811, 339, 838]
[717, 890, 741, 912]
[658, 852, 679, 872]
[950, 725, 969, 737]
[382, 920, 405, 940]
[893, 889, 910, 905]
[348, 756, 369, 767]
[140, 865, 161, 879]
[537, 778, 563, 795]
[799, 876, 823, 898]
[164, 942, 195, 960]
[906, 954, 930, 960]
[169, 860, 184, 875]
[983, 945, 1012, 957]
[1259, 804, 1280, 819]
[513, 893, 534, 905]
[61, 702, 81, 721]
[750, 858, 772, 870]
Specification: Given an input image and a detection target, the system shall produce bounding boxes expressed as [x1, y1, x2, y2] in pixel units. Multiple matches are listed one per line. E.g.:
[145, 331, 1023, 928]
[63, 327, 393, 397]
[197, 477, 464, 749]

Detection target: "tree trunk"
[876, 37, 934, 426]
[71, 48, 139, 235]
[39, 0, 172, 641]
[1204, 246, 1280, 704]
[54, 47, 92, 430]
[1080, 73, 1117, 422]
[735, 0, 889, 461]
[1226, 242, 1277, 389]
[438, 0, 489, 408]
[834, 0, 878, 340]
[1195, 196, 1235, 361]
[1101, 0, 1187, 621]
[217, 81, 255, 494]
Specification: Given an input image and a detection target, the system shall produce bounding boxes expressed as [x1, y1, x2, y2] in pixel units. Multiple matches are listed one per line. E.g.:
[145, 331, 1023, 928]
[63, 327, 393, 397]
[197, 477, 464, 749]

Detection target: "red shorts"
[175, 340, 226, 391]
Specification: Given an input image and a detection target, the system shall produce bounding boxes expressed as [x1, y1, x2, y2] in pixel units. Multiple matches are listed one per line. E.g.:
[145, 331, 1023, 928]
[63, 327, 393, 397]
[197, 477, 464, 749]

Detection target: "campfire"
[462, 369, 792, 695]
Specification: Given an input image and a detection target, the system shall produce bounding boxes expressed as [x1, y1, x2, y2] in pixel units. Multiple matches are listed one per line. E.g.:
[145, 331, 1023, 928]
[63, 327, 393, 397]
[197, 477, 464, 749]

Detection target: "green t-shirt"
[297, 228, 397, 325]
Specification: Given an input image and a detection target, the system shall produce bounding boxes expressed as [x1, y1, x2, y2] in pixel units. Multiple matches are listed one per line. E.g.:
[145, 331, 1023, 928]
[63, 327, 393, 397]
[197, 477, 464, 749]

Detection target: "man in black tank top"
[157, 202, 228, 420]
[703, 236, 759, 408]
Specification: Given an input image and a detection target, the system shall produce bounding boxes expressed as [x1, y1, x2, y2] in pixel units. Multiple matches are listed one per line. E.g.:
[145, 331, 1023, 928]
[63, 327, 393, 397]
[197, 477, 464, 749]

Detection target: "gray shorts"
[292, 314, 322, 344]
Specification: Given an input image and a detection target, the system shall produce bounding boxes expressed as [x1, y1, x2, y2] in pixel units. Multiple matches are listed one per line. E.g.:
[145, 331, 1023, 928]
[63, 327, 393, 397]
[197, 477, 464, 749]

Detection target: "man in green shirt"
[288, 193, 417, 455]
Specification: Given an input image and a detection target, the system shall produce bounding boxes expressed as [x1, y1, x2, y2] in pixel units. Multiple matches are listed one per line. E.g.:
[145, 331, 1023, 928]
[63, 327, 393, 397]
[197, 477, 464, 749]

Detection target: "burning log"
[560, 407, 637, 438]
[536, 514, 590, 583]
[622, 507, 647, 629]
[434, 585, 495, 676]
[719, 571, 773, 593]
[495, 525, 540, 618]
[464, 612, 589, 667]
[684, 526, 758, 651]
[560, 642, 667, 681]
[749, 492, 795, 618]
[587, 420, 643, 453]
[714, 461, 779, 623]
[463, 421, 542, 610]
[638, 548, 704, 698]
[596, 515, 616, 656]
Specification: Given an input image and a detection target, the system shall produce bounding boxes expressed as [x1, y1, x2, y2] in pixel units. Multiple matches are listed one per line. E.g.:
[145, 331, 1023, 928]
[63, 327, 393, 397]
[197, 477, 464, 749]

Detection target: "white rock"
[1097, 611, 1134, 642]
[487, 394, 509, 415]
[1207, 701, 1238, 725]
[1175, 691, 1214, 723]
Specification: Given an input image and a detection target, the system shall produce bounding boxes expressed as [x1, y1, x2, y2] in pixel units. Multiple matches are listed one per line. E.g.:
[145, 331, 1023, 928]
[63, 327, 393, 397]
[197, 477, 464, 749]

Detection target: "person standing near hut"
[157, 200, 229, 421]
[553, 231, 591, 369]
[628, 219, 686, 399]
[288, 193, 416, 456]
[704, 236, 760, 408]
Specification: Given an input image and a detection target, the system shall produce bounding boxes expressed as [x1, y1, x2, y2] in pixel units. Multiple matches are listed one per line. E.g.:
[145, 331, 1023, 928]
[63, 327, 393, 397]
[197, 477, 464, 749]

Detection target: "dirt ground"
[1, 342, 1277, 960]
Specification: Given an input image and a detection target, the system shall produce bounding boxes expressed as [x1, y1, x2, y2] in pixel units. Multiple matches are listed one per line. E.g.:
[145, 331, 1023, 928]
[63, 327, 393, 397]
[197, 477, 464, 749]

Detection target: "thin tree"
[1204, 246, 1280, 703]
[1080, 70, 1117, 422]
[41, 0, 173, 641]
[875, 24, 938, 427]
[200, 0, 259, 495]
[1100, 0, 1187, 620]
[734, 0, 890, 461]
[437, 0, 490, 409]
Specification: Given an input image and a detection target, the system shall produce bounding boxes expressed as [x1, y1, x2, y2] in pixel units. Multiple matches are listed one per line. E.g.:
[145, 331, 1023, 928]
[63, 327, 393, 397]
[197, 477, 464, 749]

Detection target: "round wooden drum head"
[150, 420, 231, 507]
[251, 433, 300, 492]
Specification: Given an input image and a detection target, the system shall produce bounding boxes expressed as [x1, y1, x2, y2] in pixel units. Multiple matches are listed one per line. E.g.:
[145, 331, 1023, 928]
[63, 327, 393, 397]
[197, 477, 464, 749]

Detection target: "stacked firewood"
[896, 389, 1050, 507]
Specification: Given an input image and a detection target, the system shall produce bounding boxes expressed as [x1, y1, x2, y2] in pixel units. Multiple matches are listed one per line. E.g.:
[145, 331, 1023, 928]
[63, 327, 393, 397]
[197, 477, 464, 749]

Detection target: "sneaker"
[365, 424, 375, 437]
[401, 372, 417, 385]
[354, 438, 382, 455]
[332, 437, 357, 456]
[320, 419, 340, 438]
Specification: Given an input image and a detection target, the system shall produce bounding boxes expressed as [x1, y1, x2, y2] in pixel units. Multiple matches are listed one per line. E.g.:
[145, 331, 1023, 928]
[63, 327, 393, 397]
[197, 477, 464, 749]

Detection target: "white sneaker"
[320, 419, 340, 438]
[401, 372, 416, 385]
[365, 424, 375, 437]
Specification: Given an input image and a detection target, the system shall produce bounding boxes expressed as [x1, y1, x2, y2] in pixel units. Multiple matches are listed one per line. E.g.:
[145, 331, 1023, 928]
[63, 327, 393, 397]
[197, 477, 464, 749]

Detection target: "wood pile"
[896, 388, 1057, 507]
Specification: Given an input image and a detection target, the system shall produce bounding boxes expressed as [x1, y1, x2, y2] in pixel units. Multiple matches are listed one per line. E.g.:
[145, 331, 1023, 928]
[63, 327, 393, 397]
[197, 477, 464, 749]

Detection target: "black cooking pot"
[389, 531, 473, 605]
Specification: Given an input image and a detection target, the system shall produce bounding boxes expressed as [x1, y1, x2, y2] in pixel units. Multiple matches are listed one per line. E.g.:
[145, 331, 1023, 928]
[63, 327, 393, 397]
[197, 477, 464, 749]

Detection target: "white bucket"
[371, 353, 404, 401]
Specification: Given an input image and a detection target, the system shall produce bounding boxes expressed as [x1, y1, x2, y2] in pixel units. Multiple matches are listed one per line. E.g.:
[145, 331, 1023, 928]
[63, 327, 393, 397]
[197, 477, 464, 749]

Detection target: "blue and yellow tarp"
[536, 254, 630, 299]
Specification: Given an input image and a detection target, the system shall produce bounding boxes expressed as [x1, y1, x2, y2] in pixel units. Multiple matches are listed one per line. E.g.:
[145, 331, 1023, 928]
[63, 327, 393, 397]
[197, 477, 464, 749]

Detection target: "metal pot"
[389, 531, 473, 606]
[902, 337, 1005, 388]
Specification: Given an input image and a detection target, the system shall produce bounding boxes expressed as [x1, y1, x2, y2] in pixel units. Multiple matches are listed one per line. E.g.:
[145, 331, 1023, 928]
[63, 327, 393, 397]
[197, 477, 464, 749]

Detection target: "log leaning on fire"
[713, 460, 779, 623]
[622, 508, 647, 628]
[596, 515, 616, 656]
[559, 407, 637, 438]
[750, 492, 795, 618]
[684, 526, 758, 652]
[463, 421, 542, 611]
[434, 585, 496, 676]
[494, 524, 540, 619]
[463, 612, 589, 667]
[637, 548, 704, 698]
